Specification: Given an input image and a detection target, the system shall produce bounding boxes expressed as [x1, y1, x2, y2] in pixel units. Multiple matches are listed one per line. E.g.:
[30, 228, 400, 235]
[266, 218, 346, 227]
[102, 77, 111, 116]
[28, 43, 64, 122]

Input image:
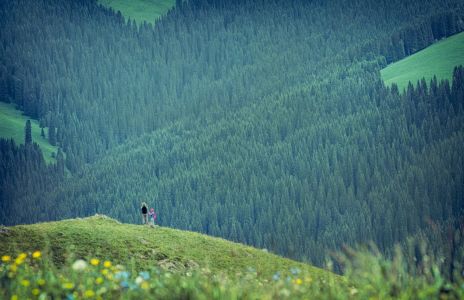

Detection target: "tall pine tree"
[24, 120, 32, 144]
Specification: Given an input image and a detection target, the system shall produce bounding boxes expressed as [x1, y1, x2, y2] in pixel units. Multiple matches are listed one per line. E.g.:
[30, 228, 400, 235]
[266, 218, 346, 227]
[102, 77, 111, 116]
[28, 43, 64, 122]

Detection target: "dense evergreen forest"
[1, 0, 464, 267]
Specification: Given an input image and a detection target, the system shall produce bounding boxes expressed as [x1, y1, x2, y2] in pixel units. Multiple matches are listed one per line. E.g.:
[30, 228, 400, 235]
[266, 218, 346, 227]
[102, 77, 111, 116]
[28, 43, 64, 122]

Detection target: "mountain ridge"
[0, 215, 337, 281]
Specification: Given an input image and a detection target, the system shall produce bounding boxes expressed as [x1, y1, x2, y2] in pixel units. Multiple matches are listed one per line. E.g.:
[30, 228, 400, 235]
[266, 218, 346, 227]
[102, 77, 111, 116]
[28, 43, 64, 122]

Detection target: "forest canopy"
[0, 0, 463, 267]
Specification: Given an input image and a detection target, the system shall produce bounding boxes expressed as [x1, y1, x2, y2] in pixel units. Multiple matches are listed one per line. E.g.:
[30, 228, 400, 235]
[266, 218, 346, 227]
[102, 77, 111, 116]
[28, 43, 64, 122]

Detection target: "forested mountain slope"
[36, 68, 464, 266]
[1, 0, 464, 268]
[1, 0, 462, 168]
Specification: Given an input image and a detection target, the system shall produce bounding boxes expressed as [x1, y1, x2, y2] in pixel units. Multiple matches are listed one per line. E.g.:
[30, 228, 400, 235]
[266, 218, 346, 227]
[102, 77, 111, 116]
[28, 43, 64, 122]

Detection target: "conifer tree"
[49, 126, 56, 146]
[24, 120, 32, 144]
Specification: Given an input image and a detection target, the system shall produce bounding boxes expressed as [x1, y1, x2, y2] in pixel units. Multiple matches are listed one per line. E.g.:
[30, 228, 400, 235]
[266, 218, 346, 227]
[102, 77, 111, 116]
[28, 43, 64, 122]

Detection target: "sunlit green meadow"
[97, 0, 175, 24]
[381, 31, 464, 91]
[0, 102, 57, 163]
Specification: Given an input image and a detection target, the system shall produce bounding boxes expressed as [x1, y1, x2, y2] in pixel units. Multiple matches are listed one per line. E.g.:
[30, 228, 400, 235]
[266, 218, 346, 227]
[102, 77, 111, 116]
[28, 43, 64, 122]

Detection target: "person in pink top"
[148, 208, 157, 226]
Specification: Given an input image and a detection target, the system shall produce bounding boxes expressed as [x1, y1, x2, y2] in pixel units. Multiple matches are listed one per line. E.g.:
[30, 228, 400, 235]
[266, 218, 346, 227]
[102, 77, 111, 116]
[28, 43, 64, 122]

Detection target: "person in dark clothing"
[141, 202, 148, 224]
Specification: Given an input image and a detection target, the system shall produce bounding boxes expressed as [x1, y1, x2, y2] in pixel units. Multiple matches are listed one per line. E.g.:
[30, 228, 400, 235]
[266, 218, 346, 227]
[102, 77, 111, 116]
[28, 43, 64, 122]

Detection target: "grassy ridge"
[381, 31, 464, 90]
[97, 0, 175, 24]
[0, 215, 332, 280]
[0, 102, 57, 163]
[2, 216, 463, 299]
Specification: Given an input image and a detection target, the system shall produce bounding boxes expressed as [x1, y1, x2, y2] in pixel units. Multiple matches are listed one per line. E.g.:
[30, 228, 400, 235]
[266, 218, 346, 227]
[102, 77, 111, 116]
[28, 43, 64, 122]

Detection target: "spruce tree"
[24, 120, 32, 144]
[49, 126, 56, 146]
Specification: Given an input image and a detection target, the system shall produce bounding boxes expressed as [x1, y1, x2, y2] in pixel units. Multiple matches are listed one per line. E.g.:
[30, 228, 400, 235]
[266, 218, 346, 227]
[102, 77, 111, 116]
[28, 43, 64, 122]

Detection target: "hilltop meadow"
[1, 216, 463, 299]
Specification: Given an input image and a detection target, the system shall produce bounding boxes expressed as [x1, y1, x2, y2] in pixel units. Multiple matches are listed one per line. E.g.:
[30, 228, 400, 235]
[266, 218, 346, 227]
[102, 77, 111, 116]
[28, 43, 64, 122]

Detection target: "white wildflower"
[350, 287, 358, 295]
[135, 276, 144, 285]
[72, 259, 88, 271]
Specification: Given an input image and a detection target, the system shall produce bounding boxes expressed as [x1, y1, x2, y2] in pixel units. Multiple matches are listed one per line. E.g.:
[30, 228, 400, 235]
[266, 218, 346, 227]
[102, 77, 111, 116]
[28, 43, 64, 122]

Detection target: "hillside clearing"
[97, 0, 175, 24]
[0, 102, 57, 163]
[381, 31, 464, 91]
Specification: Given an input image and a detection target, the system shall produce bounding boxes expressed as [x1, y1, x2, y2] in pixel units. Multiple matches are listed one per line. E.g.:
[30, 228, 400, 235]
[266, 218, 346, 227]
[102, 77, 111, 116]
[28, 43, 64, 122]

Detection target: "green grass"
[0, 215, 332, 280]
[2, 216, 463, 299]
[0, 102, 57, 163]
[98, 0, 175, 24]
[381, 31, 464, 91]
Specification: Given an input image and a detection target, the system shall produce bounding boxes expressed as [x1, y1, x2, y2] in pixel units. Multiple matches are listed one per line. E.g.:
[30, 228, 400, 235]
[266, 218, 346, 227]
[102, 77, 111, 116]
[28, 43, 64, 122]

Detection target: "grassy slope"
[381, 31, 464, 91]
[0, 215, 335, 280]
[0, 102, 57, 163]
[97, 0, 175, 24]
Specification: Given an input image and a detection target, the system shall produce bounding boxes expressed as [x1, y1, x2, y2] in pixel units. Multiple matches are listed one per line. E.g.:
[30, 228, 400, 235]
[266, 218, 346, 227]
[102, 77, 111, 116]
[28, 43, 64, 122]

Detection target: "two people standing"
[141, 202, 157, 226]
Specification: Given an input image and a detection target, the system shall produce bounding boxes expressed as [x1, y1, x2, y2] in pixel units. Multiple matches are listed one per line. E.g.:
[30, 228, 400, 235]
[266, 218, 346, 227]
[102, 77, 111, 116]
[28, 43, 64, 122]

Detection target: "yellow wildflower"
[32, 288, 40, 296]
[103, 261, 112, 268]
[10, 264, 17, 272]
[294, 278, 303, 285]
[95, 277, 104, 285]
[11, 295, 18, 300]
[37, 279, 46, 286]
[63, 282, 75, 289]
[14, 253, 27, 265]
[90, 258, 100, 266]
[32, 251, 41, 259]
[101, 269, 109, 275]
[21, 279, 30, 287]
[141, 281, 150, 290]
[1, 255, 11, 262]
[84, 290, 95, 298]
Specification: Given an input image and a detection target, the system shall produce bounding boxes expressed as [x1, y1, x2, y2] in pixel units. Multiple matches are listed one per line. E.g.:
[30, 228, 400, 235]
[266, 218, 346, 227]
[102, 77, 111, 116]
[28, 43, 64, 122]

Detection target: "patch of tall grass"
[1, 243, 462, 299]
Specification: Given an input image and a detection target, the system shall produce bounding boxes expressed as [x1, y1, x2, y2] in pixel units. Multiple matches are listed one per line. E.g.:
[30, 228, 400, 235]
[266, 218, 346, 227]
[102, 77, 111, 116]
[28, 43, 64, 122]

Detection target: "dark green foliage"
[0, 0, 463, 269]
[401, 217, 464, 282]
[48, 126, 56, 146]
[40, 71, 463, 267]
[24, 120, 31, 144]
[0, 139, 63, 225]
[1, 0, 462, 167]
